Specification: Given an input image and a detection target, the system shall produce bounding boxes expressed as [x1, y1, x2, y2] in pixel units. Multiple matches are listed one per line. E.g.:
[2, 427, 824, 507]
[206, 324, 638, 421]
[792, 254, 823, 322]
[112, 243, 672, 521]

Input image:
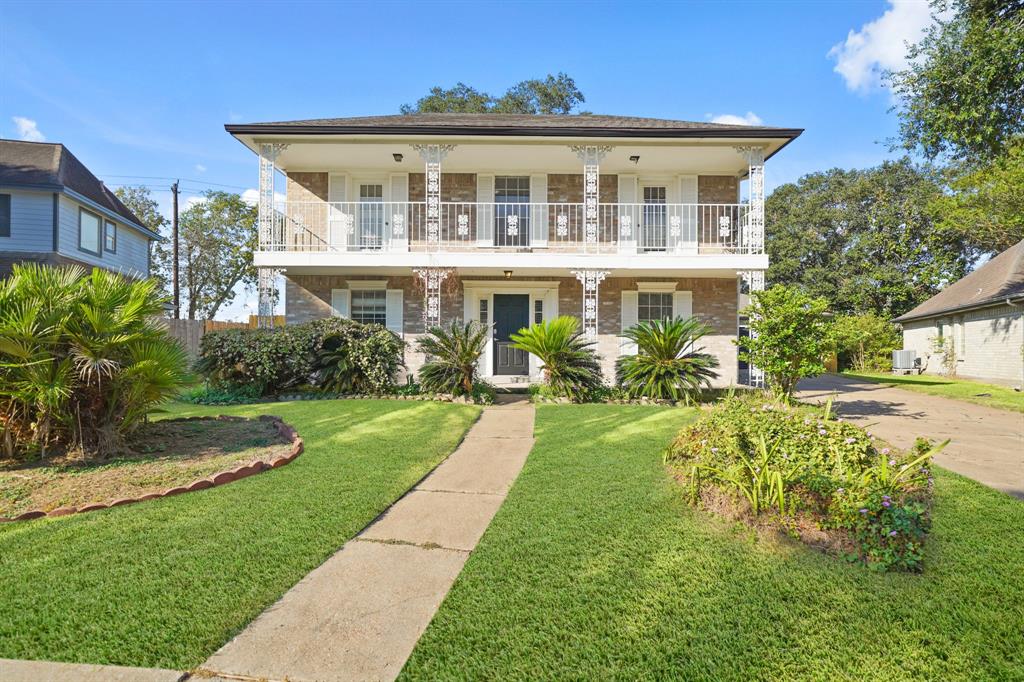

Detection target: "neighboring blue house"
[0, 139, 159, 277]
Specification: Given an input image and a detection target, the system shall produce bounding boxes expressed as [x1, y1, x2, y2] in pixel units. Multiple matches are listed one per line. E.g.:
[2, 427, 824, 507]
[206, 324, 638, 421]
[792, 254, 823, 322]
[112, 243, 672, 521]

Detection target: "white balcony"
[263, 200, 760, 256]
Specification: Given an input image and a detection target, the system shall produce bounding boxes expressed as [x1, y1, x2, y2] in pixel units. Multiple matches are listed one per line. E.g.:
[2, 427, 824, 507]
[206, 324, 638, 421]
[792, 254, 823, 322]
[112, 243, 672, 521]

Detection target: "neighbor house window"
[638, 292, 673, 323]
[0, 193, 10, 237]
[105, 220, 117, 253]
[350, 289, 387, 325]
[79, 208, 102, 255]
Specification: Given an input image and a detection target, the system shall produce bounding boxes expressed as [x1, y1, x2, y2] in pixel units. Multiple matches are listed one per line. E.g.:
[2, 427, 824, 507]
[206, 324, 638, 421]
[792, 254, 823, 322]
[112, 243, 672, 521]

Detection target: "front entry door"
[493, 294, 530, 375]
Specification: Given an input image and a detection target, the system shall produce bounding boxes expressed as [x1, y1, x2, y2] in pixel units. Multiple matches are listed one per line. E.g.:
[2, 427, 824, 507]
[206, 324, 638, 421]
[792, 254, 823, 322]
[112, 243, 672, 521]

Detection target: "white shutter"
[673, 290, 693, 319]
[476, 174, 494, 246]
[678, 175, 698, 254]
[617, 175, 638, 254]
[331, 289, 350, 318]
[385, 289, 404, 336]
[530, 174, 548, 246]
[328, 174, 348, 250]
[621, 290, 639, 356]
[388, 173, 409, 252]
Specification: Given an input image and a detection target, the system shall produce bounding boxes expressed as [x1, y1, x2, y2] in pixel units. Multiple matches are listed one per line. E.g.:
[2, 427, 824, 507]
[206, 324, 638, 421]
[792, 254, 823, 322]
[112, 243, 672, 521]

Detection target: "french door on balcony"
[357, 183, 385, 250]
[495, 176, 530, 248]
[640, 185, 667, 252]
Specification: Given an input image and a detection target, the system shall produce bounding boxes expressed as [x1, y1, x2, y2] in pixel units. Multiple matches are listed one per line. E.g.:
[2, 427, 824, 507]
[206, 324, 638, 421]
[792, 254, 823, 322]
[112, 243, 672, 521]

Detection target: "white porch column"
[736, 146, 765, 254]
[572, 269, 609, 341]
[414, 267, 452, 330]
[570, 145, 612, 251]
[412, 144, 456, 249]
[257, 143, 287, 328]
[741, 269, 766, 387]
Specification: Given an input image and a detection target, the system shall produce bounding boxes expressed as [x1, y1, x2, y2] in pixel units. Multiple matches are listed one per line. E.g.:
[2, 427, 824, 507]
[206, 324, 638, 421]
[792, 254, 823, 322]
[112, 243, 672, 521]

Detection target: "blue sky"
[1, 0, 941, 319]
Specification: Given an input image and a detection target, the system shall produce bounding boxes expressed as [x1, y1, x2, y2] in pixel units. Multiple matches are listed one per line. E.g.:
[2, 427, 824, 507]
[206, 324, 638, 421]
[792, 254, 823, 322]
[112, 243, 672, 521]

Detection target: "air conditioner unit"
[892, 350, 917, 373]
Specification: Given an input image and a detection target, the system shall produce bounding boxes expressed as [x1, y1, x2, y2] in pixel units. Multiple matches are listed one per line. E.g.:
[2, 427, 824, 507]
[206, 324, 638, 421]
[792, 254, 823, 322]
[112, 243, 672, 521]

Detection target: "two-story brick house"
[226, 114, 801, 386]
[0, 140, 158, 278]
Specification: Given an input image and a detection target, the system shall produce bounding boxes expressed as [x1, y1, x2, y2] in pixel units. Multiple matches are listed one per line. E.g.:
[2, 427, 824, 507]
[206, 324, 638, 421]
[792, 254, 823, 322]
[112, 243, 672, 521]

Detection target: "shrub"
[831, 313, 901, 371]
[181, 384, 263, 405]
[0, 264, 191, 460]
[666, 394, 943, 571]
[737, 285, 831, 398]
[510, 316, 603, 402]
[616, 317, 719, 402]
[416, 321, 488, 396]
[196, 317, 403, 395]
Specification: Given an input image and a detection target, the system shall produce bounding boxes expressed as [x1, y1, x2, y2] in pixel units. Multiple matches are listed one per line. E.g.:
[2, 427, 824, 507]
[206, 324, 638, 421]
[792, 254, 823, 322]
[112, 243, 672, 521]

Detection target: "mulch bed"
[0, 416, 302, 522]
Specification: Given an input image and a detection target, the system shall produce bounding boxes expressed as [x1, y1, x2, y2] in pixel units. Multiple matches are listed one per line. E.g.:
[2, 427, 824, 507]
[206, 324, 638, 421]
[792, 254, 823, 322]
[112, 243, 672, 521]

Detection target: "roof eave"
[894, 294, 1024, 323]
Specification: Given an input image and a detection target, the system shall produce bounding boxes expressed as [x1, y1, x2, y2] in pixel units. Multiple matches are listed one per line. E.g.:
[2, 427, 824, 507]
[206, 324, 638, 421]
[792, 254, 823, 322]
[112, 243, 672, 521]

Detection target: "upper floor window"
[350, 289, 387, 325]
[105, 220, 117, 253]
[79, 208, 102, 255]
[495, 176, 530, 203]
[0, 193, 10, 237]
[638, 292, 673, 323]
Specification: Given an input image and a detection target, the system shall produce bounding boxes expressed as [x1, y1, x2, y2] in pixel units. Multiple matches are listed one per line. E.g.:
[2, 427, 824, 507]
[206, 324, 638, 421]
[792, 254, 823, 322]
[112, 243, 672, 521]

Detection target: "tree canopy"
[400, 73, 585, 115]
[888, 0, 1024, 163]
[114, 186, 170, 293]
[766, 159, 974, 319]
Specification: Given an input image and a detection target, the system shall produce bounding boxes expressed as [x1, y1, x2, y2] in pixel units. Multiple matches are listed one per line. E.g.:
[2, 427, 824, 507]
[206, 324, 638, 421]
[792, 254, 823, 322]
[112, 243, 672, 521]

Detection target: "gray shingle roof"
[895, 240, 1024, 322]
[0, 139, 148, 231]
[225, 113, 802, 139]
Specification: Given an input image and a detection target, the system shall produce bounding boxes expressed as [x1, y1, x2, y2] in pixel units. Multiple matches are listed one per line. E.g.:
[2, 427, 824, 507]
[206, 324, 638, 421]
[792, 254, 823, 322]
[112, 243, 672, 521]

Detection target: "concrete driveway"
[797, 374, 1024, 499]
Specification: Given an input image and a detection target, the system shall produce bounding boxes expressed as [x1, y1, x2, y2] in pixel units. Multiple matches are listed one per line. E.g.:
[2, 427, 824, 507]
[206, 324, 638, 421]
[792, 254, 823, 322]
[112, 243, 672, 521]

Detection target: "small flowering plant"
[666, 394, 944, 572]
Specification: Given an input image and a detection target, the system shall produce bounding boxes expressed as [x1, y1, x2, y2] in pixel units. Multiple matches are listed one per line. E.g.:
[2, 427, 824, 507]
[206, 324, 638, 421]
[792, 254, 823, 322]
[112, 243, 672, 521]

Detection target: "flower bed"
[0, 416, 303, 522]
[665, 395, 942, 571]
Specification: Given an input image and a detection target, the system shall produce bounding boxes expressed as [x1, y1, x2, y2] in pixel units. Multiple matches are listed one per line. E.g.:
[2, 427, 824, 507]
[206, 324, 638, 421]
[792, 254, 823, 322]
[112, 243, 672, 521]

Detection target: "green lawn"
[843, 370, 1024, 413]
[402, 405, 1024, 681]
[0, 399, 479, 669]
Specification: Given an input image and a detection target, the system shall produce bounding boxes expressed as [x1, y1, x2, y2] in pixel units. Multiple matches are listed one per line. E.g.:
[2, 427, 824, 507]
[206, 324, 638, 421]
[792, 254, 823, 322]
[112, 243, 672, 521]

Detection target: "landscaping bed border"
[0, 415, 303, 523]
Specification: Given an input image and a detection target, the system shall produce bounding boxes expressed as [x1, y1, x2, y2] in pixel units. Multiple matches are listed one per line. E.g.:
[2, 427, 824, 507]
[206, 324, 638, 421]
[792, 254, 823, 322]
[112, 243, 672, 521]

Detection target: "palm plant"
[616, 317, 720, 402]
[0, 264, 190, 459]
[510, 316, 603, 402]
[416, 321, 488, 396]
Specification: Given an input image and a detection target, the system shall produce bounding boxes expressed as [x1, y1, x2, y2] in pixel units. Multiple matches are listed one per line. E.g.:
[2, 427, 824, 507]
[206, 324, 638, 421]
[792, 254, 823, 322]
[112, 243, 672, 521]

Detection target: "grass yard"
[0, 399, 479, 669]
[842, 370, 1024, 413]
[402, 404, 1024, 681]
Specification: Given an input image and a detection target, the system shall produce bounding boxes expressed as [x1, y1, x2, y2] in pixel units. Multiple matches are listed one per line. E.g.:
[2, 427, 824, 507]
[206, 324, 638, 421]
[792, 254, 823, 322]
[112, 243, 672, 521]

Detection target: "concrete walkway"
[198, 395, 535, 682]
[797, 374, 1024, 499]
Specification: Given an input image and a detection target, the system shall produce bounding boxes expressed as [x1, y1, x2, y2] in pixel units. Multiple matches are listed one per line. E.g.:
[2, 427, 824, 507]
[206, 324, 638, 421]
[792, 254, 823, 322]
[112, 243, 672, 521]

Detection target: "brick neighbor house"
[895, 239, 1024, 387]
[0, 139, 158, 278]
[225, 113, 802, 387]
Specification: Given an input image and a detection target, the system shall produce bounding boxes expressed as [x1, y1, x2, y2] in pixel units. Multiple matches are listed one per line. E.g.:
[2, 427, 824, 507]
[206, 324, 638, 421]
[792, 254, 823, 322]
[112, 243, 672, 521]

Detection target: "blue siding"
[0, 189, 54, 252]
[57, 195, 150, 277]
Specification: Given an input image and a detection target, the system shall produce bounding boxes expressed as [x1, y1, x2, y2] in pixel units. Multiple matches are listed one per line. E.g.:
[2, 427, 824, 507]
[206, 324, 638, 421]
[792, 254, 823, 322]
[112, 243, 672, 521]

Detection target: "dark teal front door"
[493, 294, 530, 375]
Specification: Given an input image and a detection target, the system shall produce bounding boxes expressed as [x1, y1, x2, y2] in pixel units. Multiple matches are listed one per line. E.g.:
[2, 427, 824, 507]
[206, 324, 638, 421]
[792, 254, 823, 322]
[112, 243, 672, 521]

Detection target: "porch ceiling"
[243, 139, 782, 176]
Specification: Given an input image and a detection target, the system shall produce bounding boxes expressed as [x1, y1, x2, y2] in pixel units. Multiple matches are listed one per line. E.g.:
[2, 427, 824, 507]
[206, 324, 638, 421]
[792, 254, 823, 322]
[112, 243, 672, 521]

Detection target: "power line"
[100, 174, 249, 190]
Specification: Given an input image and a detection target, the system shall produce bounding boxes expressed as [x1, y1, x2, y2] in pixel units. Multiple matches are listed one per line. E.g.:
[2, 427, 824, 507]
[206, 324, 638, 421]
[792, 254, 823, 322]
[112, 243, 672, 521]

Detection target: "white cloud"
[12, 116, 45, 141]
[194, 164, 207, 173]
[241, 188, 286, 206]
[829, 0, 951, 93]
[709, 112, 764, 126]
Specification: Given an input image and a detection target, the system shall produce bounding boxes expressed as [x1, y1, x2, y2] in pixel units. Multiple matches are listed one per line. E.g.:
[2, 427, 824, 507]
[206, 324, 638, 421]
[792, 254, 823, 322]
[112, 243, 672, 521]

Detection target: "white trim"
[636, 281, 677, 292]
[673, 290, 693, 319]
[330, 288, 350, 317]
[463, 280, 556, 379]
[461, 279, 560, 290]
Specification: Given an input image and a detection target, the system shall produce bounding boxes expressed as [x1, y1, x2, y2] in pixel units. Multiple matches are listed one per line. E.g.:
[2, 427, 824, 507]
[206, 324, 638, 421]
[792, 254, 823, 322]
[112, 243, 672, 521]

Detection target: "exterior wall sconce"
[629, 155, 640, 164]
[392, 153, 404, 163]
[504, 270, 513, 279]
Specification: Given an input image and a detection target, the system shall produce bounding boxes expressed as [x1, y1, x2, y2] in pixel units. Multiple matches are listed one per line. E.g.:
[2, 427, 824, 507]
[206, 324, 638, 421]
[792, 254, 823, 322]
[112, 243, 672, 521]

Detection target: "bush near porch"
[667, 394, 941, 571]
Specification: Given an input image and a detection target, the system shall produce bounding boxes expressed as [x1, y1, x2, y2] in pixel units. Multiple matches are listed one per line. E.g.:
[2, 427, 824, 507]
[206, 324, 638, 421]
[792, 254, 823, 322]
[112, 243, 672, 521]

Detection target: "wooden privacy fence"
[165, 316, 287, 356]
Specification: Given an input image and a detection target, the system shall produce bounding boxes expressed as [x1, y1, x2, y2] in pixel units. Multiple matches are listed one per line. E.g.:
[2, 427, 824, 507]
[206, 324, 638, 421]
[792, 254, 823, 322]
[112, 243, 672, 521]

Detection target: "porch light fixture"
[629, 155, 640, 164]
[392, 153, 404, 163]
[504, 270, 513, 280]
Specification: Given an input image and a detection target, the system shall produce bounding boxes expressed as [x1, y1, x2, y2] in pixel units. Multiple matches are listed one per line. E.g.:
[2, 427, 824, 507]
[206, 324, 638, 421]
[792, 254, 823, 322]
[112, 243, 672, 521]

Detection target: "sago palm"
[510, 316, 603, 401]
[416, 321, 488, 396]
[616, 317, 720, 402]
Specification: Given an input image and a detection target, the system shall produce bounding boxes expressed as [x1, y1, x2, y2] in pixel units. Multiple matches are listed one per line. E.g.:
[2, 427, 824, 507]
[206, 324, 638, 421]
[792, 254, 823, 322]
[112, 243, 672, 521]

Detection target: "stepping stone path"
[197, 395, 535, 682]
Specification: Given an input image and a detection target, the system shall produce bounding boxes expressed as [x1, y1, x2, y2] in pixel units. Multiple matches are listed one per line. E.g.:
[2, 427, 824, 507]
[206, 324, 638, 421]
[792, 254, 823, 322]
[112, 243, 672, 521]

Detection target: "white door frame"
[462, 280, 559, 379]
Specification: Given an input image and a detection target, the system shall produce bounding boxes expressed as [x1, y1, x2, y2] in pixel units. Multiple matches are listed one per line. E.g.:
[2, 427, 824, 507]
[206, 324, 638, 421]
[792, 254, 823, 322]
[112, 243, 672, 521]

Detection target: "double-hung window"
[350, 289, 387, 325]
[79, 208, 102, 255]
[105, 220, 117, 253]
[638, 292, 673, 323]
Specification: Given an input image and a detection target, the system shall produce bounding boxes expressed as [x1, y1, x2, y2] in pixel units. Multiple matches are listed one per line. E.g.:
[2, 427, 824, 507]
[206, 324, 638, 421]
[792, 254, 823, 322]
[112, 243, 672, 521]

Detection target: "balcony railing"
[261, 201, 761, 255]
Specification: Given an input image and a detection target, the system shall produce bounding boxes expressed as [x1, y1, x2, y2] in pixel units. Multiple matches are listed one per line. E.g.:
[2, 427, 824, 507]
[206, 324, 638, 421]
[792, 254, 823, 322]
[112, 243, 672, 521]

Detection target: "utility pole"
[171, 181, 180, 319]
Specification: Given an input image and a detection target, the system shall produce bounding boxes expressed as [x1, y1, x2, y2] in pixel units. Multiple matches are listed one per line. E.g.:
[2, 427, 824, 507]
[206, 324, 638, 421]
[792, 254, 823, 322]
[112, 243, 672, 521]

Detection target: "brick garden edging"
[0, 415, 303, 523]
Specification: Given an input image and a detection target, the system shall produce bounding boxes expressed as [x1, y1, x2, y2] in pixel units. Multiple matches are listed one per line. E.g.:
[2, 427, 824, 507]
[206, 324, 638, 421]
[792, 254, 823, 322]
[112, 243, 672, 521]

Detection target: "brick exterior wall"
[286, 172, 329, 202]
[697, 175, 739, 204]
[902, 305, 1024, 386]
[285, 273, 740, 387]
[408, 172, 477, 202]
